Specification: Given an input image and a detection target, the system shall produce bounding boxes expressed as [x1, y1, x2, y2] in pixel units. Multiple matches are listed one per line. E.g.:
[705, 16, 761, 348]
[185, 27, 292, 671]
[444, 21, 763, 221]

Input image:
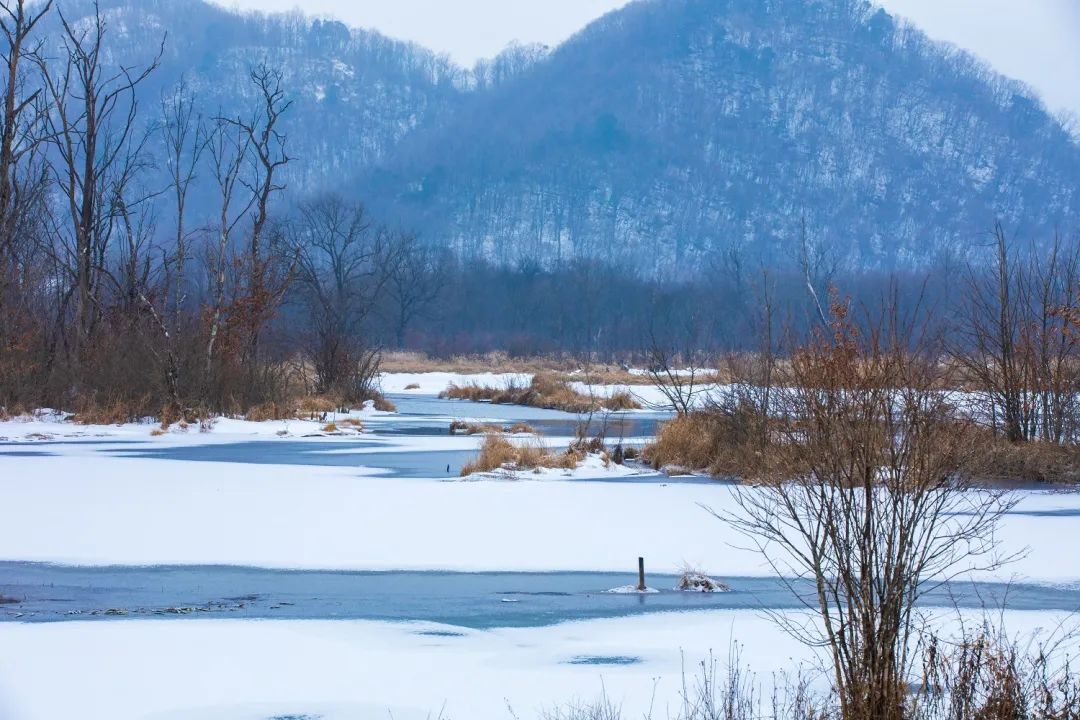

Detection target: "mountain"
[45, 0, 468, 198]
[49, 0, 1080, 277]
[365, 0, 1080, 274]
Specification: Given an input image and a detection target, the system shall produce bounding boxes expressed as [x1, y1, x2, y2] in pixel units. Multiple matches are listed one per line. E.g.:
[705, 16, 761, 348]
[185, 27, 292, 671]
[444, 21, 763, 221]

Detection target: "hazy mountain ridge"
[367, 0, 1080, 274]
[50, 0, 1080, 276]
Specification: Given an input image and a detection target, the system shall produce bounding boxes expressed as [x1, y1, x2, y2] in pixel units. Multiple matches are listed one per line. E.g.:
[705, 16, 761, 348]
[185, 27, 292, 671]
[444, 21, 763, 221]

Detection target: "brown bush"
[404, 382, 421, 390]
[73, 396, 154, 426]
[245, 402, 284, 422]
[371, 395, 397, 412]
[965, 430, 1080, 485]
[644, 412, 733, 475]
[298, 395, 339, 415]
[441, 372, 641, 413]
[604, 390, 640, 411]
[460, 434, 581, 476]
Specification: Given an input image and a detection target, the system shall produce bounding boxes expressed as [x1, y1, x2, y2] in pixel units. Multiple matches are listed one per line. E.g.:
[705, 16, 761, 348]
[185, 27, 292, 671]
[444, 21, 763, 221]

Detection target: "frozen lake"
[3, 378, 1080, 719]
[4, 562, 1080, 627]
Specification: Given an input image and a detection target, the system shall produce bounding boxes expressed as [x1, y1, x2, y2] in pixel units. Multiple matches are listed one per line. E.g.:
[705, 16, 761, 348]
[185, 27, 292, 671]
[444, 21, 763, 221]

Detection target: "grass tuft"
[461, 434, 581, 476]
[440, 372, 641, 413]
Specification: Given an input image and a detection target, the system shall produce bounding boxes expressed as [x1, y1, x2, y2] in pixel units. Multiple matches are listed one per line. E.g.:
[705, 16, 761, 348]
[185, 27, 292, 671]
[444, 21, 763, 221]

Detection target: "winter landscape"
[3, 0, 1080, 719]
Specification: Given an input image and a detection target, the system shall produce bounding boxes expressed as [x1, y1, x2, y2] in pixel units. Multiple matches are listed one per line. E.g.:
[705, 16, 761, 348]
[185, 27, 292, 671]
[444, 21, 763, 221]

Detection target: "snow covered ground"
[2, 373, 1080, 718]
[0, 612, 808, 720]
[2, 440, 1080, 581]
[0, 610, 1072, 720]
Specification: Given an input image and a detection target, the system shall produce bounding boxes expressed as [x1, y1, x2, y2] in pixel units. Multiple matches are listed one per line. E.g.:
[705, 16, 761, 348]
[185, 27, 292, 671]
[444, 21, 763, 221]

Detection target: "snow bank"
[0, 612, 808, 720]
[0, 609, 1071, 720]
[0, 406, 389, 443]
[461, 452, 649, 481]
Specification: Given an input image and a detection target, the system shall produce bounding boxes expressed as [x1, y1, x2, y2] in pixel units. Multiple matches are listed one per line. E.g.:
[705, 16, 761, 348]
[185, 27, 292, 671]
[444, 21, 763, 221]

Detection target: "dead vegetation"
[460, 434, 582, 476]
[965, 430, 1080, 485]
[383, 350, 724, 387]
[675, 567, 730, 593]
[449, 420, 537, 436]
[544, 624, 1080, 720]
[643, 410, 762, 477]
[440, 372, 641, 413]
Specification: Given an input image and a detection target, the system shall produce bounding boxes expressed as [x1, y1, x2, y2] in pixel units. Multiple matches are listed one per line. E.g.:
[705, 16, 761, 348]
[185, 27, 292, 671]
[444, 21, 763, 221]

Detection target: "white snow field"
[0, 611, 1072, 720]
[1, 373, 1079, 719]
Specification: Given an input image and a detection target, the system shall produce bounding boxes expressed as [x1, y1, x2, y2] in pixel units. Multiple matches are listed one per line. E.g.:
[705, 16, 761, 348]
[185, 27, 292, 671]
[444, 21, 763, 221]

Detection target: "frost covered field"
[1, 372, 1080, 719]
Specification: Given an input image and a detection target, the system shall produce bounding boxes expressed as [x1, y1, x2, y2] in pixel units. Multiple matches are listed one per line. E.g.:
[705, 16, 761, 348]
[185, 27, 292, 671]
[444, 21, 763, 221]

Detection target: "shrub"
[604, 390, 640, 411]
[298, 395, 338, 415]
[965, 430, 1080, 484]
[404, 382, 421, 390]
[245, 402, 283, 422]
[441, 373, 641, 413]
[71, 394, 157, 426]
[372, 395, 397, 412]
[644, 412, 728, 474]
[461, 434, 581, 476]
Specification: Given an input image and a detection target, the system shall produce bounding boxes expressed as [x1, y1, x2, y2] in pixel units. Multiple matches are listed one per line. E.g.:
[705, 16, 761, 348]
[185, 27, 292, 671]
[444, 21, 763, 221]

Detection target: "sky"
[218, 0, 1080, 117]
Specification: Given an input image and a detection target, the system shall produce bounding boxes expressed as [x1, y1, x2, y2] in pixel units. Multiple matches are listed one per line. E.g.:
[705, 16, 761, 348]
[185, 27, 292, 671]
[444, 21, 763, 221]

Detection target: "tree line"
[0, 0, 439, 420]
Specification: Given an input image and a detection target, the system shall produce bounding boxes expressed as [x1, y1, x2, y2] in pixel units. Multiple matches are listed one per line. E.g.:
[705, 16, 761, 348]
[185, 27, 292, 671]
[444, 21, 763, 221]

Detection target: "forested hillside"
[368, 0, 1080, 273]
[46, 0, 1080, 276]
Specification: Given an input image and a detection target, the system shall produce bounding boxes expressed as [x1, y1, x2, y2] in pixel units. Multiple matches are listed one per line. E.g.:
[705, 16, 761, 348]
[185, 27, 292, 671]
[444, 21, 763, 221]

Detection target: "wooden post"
[637, 557, 646, 591]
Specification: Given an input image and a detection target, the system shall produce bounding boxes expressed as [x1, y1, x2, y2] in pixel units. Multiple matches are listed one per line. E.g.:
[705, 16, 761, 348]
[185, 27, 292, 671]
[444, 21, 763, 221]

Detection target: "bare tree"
[797, 214, 842, 333]
[0, 0, 52, 406]
[720, 295, 1015, 720]
[203, 111, 253, 375]
[220, 63, 293, 375]
[39, 0, 162, 371]
[383, 235, 445, 348]
[291, 194, 395, 400]
[144, 79, 207, 409]
[952, 225, 1080, 445]
[0, 0, 50, 260]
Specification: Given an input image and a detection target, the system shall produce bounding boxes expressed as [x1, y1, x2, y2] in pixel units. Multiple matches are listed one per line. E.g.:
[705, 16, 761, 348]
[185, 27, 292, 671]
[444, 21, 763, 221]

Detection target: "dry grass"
[244, 392, 393, 421]
[644, 412, 731, 475]
[643, 403, 773, 479]
[451, 420, 538, 436]
[460, 434, 581, 476]
[450, 420, 502, 435]
[322, 422, 339, 433]
[441, 372, 641, 413]
[404, 382, 421, 390]
[966, 430, 1080, 484]
[604, 390, 639, 411]
[371, 395, 397, 412]
[298, 395, 339, 415]
[382, 350, 722, 387]
[73, 396, 154, 425]
[245, 402, 285, 422]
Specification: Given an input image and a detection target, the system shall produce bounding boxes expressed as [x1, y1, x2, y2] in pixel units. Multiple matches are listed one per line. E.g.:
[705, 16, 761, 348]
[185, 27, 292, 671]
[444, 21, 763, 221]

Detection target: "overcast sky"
[217, 0, 1080, 117]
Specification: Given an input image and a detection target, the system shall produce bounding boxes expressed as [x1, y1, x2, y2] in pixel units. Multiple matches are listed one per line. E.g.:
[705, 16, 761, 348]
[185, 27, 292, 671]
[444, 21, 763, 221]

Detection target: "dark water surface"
[2, 562, 1076, 628]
